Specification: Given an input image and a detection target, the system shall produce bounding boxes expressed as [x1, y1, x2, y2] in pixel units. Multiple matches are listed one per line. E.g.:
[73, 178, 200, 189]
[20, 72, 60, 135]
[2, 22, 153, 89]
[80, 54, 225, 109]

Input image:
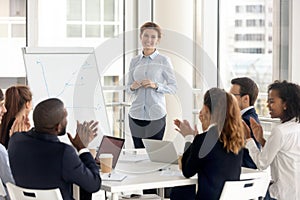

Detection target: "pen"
[158, 167, 171, 171]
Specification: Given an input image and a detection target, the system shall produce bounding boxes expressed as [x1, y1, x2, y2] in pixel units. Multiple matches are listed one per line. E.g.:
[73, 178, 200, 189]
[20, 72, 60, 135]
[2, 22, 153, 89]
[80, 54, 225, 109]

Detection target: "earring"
[284, 107, 287, 110]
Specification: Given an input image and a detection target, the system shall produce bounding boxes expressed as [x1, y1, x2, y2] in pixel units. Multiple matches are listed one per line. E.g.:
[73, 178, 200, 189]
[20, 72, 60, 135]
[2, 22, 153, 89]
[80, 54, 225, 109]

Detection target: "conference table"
[100, 150, 267, 200]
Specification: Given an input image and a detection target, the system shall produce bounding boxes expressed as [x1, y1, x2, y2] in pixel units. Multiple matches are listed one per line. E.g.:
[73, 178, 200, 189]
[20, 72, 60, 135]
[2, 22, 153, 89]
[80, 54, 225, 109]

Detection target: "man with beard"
[8, 98, 101, 200]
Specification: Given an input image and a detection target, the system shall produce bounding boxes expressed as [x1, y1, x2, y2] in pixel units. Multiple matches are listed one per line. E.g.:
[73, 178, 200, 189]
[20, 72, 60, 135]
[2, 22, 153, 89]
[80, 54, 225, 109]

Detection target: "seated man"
[230, 77, 261, 169]
[8, 98, 101, 200]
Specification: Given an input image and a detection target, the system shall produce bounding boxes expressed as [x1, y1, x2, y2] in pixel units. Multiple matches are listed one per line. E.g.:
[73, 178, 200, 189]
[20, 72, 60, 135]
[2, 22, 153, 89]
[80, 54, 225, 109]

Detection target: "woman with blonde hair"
[0, 85, 32, 148]
[171, 87, 244, 200]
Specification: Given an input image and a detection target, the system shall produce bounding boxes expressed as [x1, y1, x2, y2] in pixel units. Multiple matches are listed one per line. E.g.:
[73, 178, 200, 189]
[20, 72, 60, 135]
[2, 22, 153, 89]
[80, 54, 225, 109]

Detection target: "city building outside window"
[219, 0, 273, 117]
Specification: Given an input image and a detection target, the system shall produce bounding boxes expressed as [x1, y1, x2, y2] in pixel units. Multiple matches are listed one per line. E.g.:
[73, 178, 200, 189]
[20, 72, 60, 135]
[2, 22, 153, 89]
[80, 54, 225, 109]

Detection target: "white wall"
[152, 0, 195, 152]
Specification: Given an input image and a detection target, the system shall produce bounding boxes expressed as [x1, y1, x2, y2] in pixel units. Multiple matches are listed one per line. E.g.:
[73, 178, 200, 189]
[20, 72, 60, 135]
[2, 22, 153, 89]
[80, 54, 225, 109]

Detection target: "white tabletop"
[100, 150, 269, 199]
[102, 161, 197, 193]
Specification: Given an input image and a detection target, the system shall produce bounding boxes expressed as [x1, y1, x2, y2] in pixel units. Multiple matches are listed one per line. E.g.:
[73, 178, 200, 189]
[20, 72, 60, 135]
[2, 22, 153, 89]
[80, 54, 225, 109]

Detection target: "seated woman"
[172, 87, 244, 200]
[0, 85, 32, 148]
[0, 88, 15, 200]
[245, 80, 300, 200]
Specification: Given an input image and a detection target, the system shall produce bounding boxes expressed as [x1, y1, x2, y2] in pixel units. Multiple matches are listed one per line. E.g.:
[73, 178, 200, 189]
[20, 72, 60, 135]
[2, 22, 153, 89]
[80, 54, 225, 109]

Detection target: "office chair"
[0, 177, 7, 198]
[219, 175, 270, 200]
[6, 182, 63, 200]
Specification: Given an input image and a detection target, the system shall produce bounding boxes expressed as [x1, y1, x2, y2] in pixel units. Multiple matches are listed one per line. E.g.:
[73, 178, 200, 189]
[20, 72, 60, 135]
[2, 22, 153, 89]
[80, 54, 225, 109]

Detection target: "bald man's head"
[33, 98, 66, 133]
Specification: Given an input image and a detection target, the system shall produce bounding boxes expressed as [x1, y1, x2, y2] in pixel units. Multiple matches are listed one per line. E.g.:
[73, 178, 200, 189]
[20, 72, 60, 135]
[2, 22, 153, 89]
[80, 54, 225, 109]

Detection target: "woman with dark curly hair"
[246, 80, 300, 200]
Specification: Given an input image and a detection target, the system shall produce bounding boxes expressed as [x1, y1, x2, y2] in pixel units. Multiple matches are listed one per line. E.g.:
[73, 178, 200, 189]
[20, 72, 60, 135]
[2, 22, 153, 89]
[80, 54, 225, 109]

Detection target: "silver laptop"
[142, 139, 178, 164]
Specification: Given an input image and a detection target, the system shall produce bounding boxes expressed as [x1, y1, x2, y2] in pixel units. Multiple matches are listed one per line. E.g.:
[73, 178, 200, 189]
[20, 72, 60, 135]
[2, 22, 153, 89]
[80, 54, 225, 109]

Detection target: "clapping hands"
[249, 117, 266, 146]
[174, 119, 198, 137]
[10, 115, 31, 137]
[243, 117, 266, 147]
[68, 120, 99, 151]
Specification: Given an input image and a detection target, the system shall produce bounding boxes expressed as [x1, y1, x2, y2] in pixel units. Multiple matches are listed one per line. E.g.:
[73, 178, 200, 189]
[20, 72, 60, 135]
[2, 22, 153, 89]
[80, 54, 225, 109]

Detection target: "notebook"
[95, 135, 125, 169]
[142, 139, 178, 164]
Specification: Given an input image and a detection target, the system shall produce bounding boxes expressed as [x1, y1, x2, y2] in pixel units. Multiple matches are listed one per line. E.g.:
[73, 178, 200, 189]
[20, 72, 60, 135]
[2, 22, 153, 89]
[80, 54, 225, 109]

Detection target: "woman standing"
[127, 22, 177, 148]
[0, 85, 32, 148]
[246, 80, 300, 200]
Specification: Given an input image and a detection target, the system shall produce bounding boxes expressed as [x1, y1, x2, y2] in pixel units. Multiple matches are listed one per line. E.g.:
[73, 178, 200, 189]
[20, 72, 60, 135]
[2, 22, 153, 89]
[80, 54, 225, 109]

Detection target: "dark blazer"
[182, 126, 243, 200]
[242, 107, 261, 169]
[8, 129, 101, 200]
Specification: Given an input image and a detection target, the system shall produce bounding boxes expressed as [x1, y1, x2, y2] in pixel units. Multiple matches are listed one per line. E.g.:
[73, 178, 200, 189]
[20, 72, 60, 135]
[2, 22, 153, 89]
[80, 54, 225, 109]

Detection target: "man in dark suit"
[230, 77, 261, 169]
[8, 98, 101, 200]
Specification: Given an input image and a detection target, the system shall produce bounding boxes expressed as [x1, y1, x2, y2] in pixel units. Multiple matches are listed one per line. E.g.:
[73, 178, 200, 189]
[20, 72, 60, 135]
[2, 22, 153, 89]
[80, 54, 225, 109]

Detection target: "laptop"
[142, 139, 178, 164]
[95, 135, 125, 169]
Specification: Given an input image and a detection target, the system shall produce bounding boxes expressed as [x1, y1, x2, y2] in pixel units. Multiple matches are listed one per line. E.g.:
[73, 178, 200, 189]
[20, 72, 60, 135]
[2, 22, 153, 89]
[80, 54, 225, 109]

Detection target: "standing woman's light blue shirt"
[127, 50, 177, 120]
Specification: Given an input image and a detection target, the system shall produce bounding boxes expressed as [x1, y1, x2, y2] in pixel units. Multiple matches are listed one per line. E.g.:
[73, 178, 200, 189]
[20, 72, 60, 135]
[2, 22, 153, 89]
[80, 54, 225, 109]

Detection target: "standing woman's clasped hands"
[130, 79, 157, 90]
[68, 120, 99, 151]
[141, 79, 157, 89]
[130, 81, 142, 91]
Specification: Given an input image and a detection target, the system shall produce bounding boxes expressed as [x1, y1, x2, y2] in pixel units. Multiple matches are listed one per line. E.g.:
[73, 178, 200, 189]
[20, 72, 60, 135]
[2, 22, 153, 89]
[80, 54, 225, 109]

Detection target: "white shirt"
[246, 118, 300, 200]
[0, 144, 14, 200]
[240, 105, 254, 116]
[127, 50, 177, 120]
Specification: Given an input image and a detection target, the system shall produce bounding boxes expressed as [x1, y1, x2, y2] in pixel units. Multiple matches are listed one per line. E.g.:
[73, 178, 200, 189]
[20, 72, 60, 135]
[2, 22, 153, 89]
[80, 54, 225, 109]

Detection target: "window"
[235, 19, 243, 27]
[246, 19, 265, 27]
[235, 34, 265, 41]
[246, 5, 264, 13]
[234, 48, 265, 54]
[66, 0, 120, 38]
[219, 0, 273, 117]
[235, 5, 243, 13]
[246, 19, 256, 27]
[0, 0, 26, 79]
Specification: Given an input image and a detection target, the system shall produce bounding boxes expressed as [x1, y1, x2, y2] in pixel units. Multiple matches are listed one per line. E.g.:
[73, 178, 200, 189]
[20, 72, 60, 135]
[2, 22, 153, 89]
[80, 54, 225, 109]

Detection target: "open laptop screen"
[142, 139, 178, 164]
[95, 135, 125, 169]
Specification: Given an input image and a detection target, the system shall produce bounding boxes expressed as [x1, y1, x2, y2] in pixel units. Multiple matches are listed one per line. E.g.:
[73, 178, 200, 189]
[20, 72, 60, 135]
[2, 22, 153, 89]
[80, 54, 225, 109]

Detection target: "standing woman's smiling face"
[140, 28, 160, 52]
[267, 89, 287, 120]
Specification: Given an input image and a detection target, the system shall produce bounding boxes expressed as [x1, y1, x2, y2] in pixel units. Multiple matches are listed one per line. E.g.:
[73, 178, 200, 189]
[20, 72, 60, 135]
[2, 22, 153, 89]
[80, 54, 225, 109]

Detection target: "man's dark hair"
[33, 98, 65, 132]
[268, 80, 300, 123]
[231, 77, 259, 106]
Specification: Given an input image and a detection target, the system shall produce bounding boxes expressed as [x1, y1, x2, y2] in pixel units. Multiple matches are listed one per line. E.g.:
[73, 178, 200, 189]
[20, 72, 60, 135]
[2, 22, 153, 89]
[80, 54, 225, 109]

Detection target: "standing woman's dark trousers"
[129, 115, 167, 195]
[129, 115, 166, 148]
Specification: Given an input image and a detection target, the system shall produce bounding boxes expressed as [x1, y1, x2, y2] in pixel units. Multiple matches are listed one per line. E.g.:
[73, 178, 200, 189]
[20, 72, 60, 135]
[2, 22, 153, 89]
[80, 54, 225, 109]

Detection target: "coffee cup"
[88, 148, 97, 159]
[99, 153, 113, 173]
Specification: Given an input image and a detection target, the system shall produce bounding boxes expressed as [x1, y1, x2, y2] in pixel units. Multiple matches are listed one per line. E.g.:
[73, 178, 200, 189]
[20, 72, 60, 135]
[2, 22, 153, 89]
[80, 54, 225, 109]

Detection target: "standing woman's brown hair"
[140, 22, 162, 38]
[0, 85, 32, 148]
